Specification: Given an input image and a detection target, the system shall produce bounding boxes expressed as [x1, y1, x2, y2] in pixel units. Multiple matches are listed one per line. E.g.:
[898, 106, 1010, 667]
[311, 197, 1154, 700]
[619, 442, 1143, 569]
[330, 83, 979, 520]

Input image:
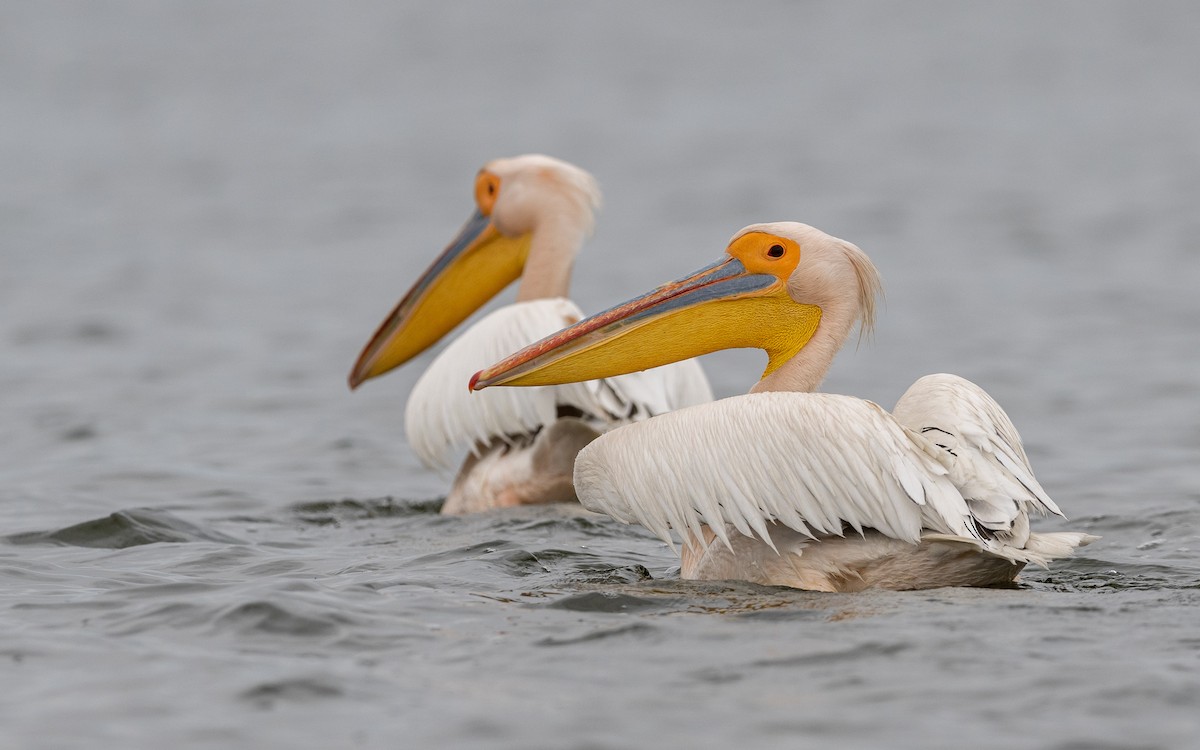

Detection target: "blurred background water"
[3, 2, 1199, 748]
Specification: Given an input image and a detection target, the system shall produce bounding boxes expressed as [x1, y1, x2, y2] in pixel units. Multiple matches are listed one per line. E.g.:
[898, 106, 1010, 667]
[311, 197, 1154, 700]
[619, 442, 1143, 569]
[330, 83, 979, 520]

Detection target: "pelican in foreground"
[472, 222, 1095, 591]
[348, 155, 711, 514]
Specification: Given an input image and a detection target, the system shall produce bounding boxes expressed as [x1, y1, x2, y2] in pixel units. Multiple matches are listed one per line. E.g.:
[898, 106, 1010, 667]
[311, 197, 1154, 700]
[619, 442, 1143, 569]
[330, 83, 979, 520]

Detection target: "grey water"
[3, 2, 1199, 748]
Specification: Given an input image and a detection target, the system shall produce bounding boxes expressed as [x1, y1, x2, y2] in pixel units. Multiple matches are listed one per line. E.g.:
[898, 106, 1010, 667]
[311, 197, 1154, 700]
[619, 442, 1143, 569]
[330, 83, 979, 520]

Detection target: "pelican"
[472, 222, 1096, 591]
[348, 155, 712, 514]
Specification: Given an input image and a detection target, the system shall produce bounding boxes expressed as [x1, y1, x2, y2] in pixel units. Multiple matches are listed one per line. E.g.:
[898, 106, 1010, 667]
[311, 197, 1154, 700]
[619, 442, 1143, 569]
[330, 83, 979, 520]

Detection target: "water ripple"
[212, 600, 350, 638]
[748, 641, 910, 669]
[544, 591, 667, 613]
[535, 622, 659, 647]
[4, 508, 243, 549]
[239, 677, 344, 708]
[1023, 555, 1200, 592]
[289, 496, 444, 526]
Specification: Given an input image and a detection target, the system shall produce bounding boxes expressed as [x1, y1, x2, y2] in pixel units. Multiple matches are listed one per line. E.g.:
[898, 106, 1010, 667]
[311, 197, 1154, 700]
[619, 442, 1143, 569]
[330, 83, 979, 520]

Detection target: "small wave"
[733, 608, 827, 622]
[749, 641, 909, 669]
[535, 622, 659, 647]
[489, 511, 642, 539]
[562, 563, 654, 586]
[404, 540, 515, 568]
[167, 546, 260, 573]
[516, 547, 654, 584]
[401, 540, 559, 579]
[403, 540, 659, 585]
[609, 578, 866, 619]
[545, 591, 666, 613]
[1075, 507, 1196, 532]
[4, 508, 242, 549]
[239, 677, 344, 709]
[212, 601, 348, 638]
[290, 496, 443, 525]
[1023, 555, 1200, 591]
[488, 549, 552, 577]
[60, 425, 97, 441]
[684, 642, 908, 686]
[106, 601, 209, 636]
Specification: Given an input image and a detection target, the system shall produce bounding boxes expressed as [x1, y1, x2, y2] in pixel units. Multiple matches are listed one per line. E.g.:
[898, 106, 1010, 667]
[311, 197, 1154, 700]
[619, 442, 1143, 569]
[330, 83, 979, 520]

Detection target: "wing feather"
[405, 298, 711, 470]
[574, 392, 979, 551]
[891, 373, 1065, 546]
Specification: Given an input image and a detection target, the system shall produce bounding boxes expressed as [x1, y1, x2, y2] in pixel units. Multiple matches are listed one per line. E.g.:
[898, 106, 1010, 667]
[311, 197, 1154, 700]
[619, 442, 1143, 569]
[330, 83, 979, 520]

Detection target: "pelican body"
[349, 155, 711, 514]
[472, 222, 1095, 591]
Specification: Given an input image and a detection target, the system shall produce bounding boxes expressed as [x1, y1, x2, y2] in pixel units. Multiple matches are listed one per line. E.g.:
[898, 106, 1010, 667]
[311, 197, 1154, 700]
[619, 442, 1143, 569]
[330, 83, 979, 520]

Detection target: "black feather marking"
[921, 426, 955, 437]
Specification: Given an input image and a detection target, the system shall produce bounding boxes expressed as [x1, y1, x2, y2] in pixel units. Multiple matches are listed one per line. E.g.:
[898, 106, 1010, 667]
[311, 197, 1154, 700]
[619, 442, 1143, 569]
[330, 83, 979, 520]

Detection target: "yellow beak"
[349, 210, 531, 389]
[471, 254, 821, 391]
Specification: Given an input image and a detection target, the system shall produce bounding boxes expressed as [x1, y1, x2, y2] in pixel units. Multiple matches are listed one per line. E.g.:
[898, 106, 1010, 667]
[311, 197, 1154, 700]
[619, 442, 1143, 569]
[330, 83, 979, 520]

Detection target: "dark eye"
[487, 182, 495, 196]
[767, 244, 785, 258]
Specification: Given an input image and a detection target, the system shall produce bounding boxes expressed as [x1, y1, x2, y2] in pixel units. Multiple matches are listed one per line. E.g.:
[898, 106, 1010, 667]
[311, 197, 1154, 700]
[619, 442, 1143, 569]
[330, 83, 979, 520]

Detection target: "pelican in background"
[349, 155, 712, 514]
[472, 222, 1095, 591]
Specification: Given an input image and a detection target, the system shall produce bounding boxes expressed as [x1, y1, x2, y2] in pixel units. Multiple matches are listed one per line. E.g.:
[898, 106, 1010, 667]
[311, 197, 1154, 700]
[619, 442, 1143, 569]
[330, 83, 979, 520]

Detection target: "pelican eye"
[767, 244, 785, 258]
[475, 172, 501, 215]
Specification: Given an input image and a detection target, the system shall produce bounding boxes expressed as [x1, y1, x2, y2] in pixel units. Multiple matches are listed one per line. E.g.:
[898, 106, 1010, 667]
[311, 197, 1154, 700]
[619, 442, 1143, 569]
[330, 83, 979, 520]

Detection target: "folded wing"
[573, 391, 985, 552]
[891, 373, 1064, 549]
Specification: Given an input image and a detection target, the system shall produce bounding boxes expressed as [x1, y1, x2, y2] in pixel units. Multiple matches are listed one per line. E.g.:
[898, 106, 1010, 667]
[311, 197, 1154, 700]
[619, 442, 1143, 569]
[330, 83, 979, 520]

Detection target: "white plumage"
[348, 155, 714, 513]
[408, 298, 711, 471]
[474, 221, 1095, 589]
[575, 374, 1089, 576]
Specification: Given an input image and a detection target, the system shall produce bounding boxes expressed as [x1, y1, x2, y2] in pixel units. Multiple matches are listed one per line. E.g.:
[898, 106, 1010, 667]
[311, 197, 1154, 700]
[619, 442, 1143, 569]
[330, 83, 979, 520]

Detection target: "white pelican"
[348, 155, 712, 514]
[471, 222, 1096, 591]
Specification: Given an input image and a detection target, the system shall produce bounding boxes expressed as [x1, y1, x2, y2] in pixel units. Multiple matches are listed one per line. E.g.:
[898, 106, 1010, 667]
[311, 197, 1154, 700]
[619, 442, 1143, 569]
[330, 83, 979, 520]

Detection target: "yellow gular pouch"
[711, 231, 822, 377]
[752, 295, 822, 377]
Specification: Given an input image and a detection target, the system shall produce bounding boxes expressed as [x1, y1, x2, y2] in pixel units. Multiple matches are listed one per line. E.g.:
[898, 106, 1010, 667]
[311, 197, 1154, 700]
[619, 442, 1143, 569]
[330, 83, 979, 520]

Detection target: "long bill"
[348, 210, 531, 389]
[470, 255, 822, 390]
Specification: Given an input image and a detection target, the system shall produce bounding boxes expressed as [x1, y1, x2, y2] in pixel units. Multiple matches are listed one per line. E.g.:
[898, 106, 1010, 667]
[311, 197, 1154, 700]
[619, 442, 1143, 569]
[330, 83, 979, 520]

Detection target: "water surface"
[3, 3, 1200, 748]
